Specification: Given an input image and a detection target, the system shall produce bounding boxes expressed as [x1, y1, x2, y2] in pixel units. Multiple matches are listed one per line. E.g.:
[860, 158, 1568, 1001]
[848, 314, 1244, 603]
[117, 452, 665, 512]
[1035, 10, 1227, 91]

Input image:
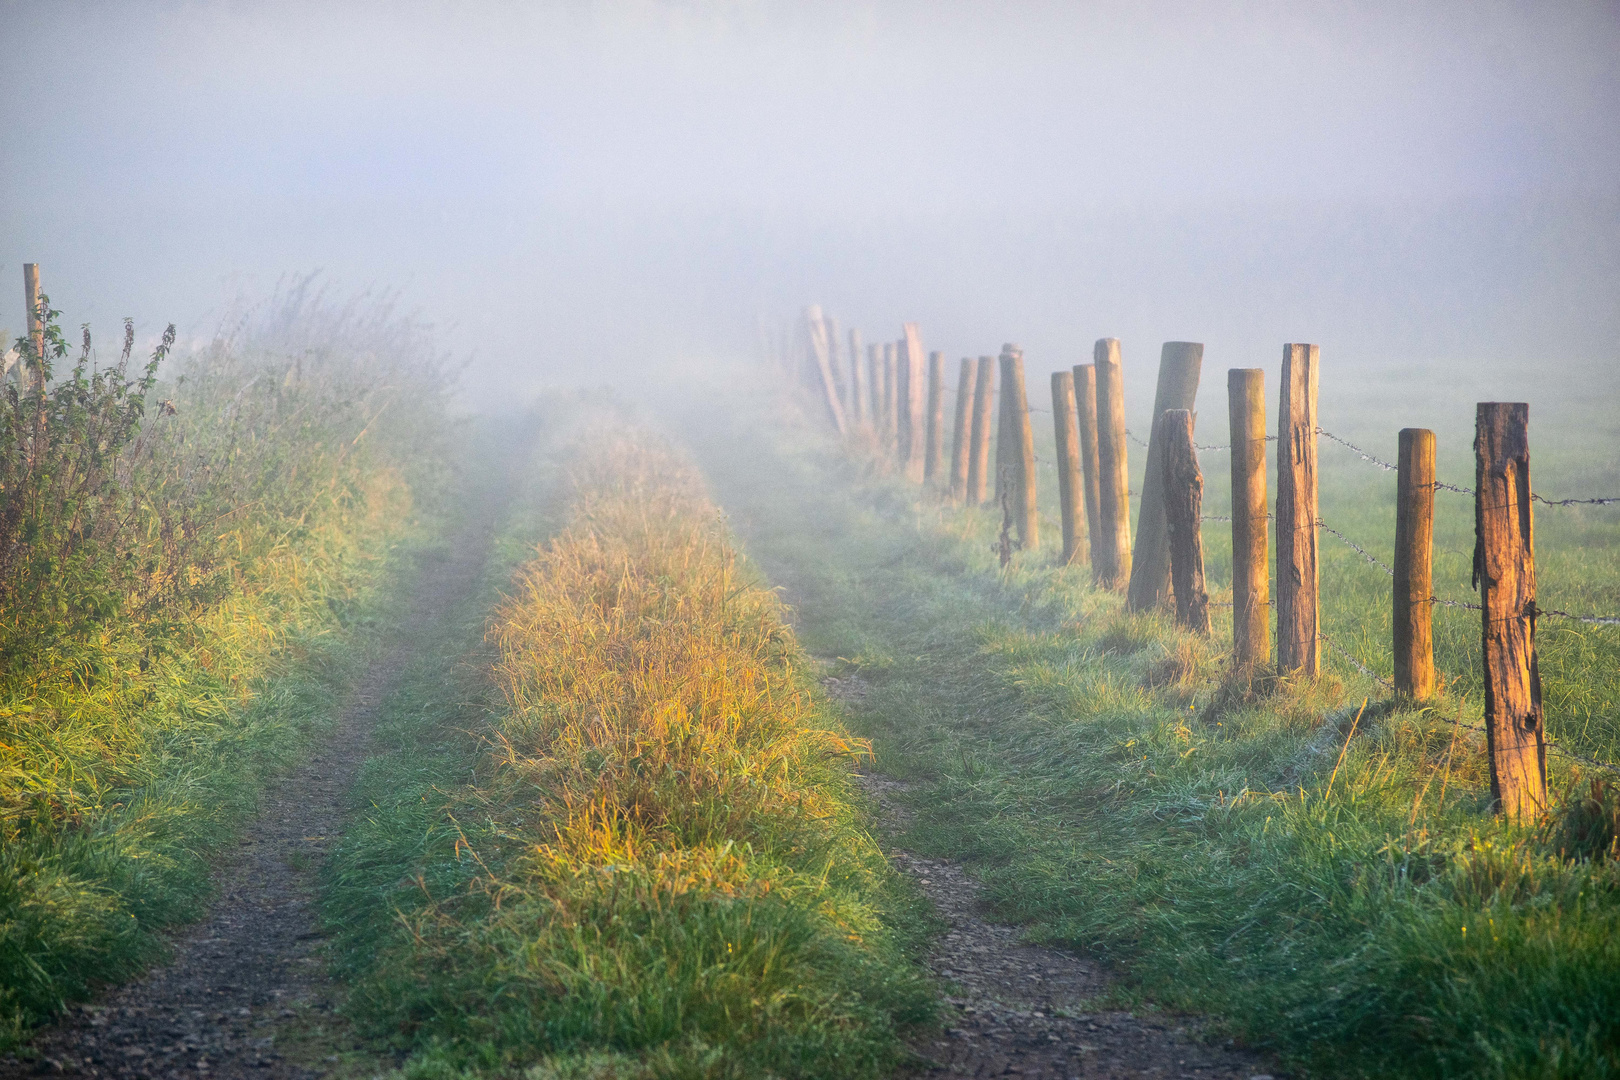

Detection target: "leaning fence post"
[998, 346, 1038, 551]
[1128, 342, 1204, 612]
[968, 356, 996, 505]
[1474, 403, 1546, 822]
[848, 328, 866, 429]
[1395, 428, 1436, 699]
[1228, 369, 1269, 665]
[1073, 363, 1102, 566]
[804, 307, 847, 434]
[1161, 409, 1210, 635]
[1051, 370, 1086, 565]
[1093, 339, 1132, 590]
[1276, 344, 1320, 676]
[950, 358, 974, 502]
[925, 350, 946, 484]
[899, 325, 927, 481]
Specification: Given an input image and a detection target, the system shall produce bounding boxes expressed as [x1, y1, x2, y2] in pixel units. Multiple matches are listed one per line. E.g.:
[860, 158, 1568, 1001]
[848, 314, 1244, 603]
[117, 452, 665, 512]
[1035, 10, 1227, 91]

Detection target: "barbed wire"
[1533, 603, 1620, 627]
[1317, 519, 1395, 577]
[1314, 427, 1397, 471]
[1533, 493, 1620, 507]
[1320, 632, 1394, 690]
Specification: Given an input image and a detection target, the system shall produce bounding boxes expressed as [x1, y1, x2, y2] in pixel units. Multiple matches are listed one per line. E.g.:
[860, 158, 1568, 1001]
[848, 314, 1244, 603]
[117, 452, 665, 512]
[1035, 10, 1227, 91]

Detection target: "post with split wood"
[1276, 344, 1320, 676]
[1073, 364, 1102, 565]
[967, 356, 996, 504]
[1051, 370, 1086, 565]
[1394, 428, 1436, 699]
[1093, 339, 1131, 589]
[1128, 342, 1204, 612]
[925, 350, 946, 484]
[1161, 409, 1210, 634]
[950, 358, 974, 502]
[1474, 403, 1546, 822]
[848, 328, 866, 429]
[1229, 369, 1269, 665]
[998, 345, 1038, 551]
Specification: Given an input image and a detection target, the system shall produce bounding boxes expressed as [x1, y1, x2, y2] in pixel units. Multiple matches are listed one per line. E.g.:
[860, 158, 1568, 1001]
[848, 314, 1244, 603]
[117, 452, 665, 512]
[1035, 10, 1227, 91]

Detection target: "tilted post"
[804, 306, 847, 434]
[1073, 363, 1102, 566]
[950, 358, 974, 502]
[1128, 342, 1204, 612]
[1160, 409, 1210, 634]
[1474, 403, 1546, 822]
[824, 314, 845, 413]
[925, 350, 946, 484]
[967, 356, 996, 505]
[1093, 339, 1132, 590]
[997, 346, 1038, 551]
[1394, 428, 1436, 699]
[899, 325, 928, 481]
[1228, 369, 1269, 665]
[1051, 370, 1086, 565]
[848, 328, 866, 429]
[1276, 343, 1320, 676]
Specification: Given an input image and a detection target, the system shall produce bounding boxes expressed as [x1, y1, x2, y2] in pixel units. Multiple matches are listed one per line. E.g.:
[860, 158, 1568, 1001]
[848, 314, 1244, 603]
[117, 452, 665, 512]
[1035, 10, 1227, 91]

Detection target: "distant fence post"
[804, 306, 847, 435]
[23, 263, 44, 395]
[1228, 368, 1269, 666]
[899, 325, 927, 481]
[950, 358, 974, 502]
[868, 344, 884, 440]
[1051, 370, 1086, 565]
[881, 343, 898, 450]
[925, 350, 946, 484]
[1128, 342, 1204, 612]
[1161, 409, 1210, 635]
[1474, 403, 1547, 822]
[824, 313, 845, 413]
[998, 345, 1038, 551]
[1093, 339, 1131, 590]
[1276, 343, 1320, 676]
[1073, 363, 1102, 566]
[968, 356, 996, 505]
[848, 328, 866, 429]
[1394, 428, 1436, 699]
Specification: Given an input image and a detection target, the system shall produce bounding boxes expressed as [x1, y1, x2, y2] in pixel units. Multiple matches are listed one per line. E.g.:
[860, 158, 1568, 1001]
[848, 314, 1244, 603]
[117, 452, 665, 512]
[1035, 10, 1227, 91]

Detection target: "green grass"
[321, 411, 934, 1080]
[685, 374, 1620, 1079]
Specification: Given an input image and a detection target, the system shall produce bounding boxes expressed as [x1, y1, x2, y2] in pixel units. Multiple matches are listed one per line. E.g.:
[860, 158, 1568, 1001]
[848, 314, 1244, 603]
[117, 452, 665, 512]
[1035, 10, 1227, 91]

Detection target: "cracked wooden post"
[997, 345, 1038, 551]
[925, 350, 946, 484]
[1051, 370, 1086, 565]
[1395, 428, 1436, 699]
[1093, 339, 1131, 590]
[1228, 368, 1269, 666]
[1474, 403, 1546, 822]
[950, 358, 974, 502]
[848, 328, 866, 429]
[899, 325, 927, 482]
[1073, 363, 1101, 567]
[1276, 344, 1320, 676]
[1128, 342, 1204, 612]
[1161, 409, 1210, 634]
[967, 356, 996, 505]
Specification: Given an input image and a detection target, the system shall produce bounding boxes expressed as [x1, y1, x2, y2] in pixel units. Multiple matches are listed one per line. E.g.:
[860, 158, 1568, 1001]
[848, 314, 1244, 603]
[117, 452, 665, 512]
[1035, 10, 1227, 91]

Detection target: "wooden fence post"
[1395, 428, 1436, 699]
[1073, 364, 1101, 566]
[1128, 342, 1204, 612]
[1093, 339, 1132, 590]
[1052, 370, 1086, 565]
[1475, 403, 1546, 822]
[882, 342, 898, 448]
[1228, 368, 1269, 666]
[950, 358, 974, 502]
[968, 356, 995, 505]
[23, 263, 44, 394]
[804, 306, 847, 434]
[899, 325, 928, 481]
[925, 351, 946, 484]
[824, 313, 845, 411]
[1276, 343, 1320, 676]
[997, 346, 1038, 550]
[848, 328, 866, 429]
[1161, 409, 1210, 634]
[868, 344, 884, 439]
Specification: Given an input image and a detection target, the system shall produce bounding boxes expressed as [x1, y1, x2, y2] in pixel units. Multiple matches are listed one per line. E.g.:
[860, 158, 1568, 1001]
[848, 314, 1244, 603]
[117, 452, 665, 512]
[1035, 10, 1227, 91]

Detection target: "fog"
[3, 1, 1617, 413]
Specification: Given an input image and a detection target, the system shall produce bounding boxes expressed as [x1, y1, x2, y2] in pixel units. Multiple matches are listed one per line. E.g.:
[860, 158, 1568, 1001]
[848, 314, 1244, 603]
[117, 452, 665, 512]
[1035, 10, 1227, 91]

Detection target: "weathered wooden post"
[899, 325, 928, 481]
[1276, 343, 1320, 676]
[804, 306, 847, 434]
[1228, 369, 1269, 665]
[1395, 428, 1436, 699]
[1161, 409, 1210, 634]
[23, 263, 45, 394]
[950, 359, 974, 502]
[882, 342, 898, 448]
[1474, 403, 1546, 821]
[968, 356, 995, 505]
[997, 346, 1038, 550]
[1128, 342, 1204, 612]
[1093, 339, 1132, 589]
[824, 313, 845, 412]
[1073, 364, 1102, 566]
[868, 344, 884, 439]
[848, 328, 866, 429]
[925, 350, 946, 484]
[1052, 370, 1086, 565]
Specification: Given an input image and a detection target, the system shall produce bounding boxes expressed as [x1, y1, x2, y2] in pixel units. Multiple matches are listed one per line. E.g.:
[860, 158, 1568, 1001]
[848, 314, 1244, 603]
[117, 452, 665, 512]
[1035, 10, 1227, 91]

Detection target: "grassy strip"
[323, 420, 932, 1079]
[0, 293, 450, 1045]
[690, 403, 1620, 1080]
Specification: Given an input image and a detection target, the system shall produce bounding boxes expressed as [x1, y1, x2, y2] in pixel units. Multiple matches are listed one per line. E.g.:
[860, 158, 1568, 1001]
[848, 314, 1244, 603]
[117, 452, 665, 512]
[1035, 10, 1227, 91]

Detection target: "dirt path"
[825, 675, 1281, 1080]
[2, 514, 498, 1080]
